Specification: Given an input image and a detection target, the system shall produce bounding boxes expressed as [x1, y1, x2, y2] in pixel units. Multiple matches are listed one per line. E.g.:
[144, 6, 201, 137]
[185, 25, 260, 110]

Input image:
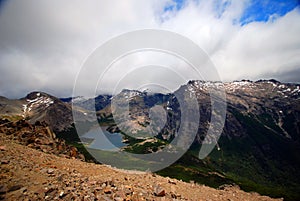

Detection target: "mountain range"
[0, 79, 300, 200]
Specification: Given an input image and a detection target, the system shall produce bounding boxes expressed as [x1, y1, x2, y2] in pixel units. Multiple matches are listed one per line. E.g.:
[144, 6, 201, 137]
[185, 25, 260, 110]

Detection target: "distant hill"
[0, 91, 88, 132]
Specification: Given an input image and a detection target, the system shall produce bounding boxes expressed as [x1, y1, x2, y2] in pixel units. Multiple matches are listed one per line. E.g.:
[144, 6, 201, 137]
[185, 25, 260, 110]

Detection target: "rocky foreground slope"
[0, 127, 281, 201]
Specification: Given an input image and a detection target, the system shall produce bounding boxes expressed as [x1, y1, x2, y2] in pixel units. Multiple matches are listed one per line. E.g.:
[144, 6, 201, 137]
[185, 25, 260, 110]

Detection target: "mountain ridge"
[1, 79, 300, 200]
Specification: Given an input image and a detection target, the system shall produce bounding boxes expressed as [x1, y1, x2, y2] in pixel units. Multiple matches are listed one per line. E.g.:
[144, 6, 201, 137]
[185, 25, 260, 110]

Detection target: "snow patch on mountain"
[71, 96, 87, 104]
[22, 94, 54, 118]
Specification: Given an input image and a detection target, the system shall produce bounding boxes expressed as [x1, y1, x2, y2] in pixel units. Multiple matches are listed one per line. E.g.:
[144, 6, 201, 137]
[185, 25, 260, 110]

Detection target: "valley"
[1, 79, 300, 200]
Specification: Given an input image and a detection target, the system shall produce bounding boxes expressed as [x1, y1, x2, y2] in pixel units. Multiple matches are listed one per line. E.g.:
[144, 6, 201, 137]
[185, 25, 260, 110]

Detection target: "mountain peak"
[26, 91, 53, 100]
[255, 79, 281, 84]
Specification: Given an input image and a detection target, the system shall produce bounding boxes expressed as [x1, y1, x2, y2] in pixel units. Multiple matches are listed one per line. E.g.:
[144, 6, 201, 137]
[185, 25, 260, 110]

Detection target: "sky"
[0, 0, 299, 98]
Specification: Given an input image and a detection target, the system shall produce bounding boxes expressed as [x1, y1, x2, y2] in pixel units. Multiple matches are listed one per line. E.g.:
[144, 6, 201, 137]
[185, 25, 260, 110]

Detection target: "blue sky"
[240, 0, 299, 24]
[164, 0, 186, 12]
[164, 0, 299, 25]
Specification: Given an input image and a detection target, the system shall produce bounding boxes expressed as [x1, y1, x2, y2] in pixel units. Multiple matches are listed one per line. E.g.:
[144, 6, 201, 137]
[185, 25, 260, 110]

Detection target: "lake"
[80, 127, 126, 151]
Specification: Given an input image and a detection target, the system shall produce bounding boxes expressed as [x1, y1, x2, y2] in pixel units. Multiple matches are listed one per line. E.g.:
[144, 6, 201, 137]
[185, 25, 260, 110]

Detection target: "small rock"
[19, 187, 27, 193]
[8, 185, 23, 192]
[124, 185, 132, 190]
[35, 188, 46, 197]
[154, 185, 165, 197]
[124, 185, 133, 195]
[0, 185, 8, 194]
[65, 187, 75, 192]
[47, 168, 55, 174]
[1, 160, 9, 164]
[104, 187, 112, 194]
[0, 146, 6, 151]
[114, 197, 123, 201]
[105, 180, 114, 187]
[59, 191, 64, 197]
[168, 179, 176, 185]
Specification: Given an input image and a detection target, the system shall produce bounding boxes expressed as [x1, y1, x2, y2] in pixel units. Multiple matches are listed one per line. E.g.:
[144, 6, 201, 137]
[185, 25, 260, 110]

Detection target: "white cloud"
[213, 8, 300, 81]
[159, 1, 300, 81]
[0, 0, 299, 98]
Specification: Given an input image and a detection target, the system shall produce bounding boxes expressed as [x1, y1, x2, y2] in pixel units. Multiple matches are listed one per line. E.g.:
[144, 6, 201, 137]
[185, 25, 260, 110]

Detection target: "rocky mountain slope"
[0, 118, 85, 160]
[90, 80, 299, 141]
[0, 125, 281, 201]
[185, 80, 300, 194]
[87, 79, 300, 200]
[0, 92, 89, 132]
[1, 79, 299, 200]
